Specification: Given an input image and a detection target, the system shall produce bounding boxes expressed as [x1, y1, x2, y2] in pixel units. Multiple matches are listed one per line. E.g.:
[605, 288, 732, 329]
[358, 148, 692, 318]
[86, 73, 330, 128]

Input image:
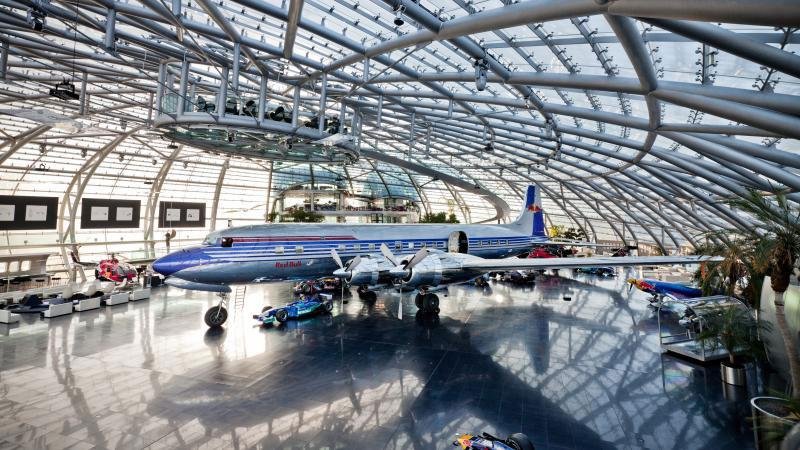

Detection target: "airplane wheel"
[204, 306, 228, 328]
[506, 433, 535, 450]
[414, 294, 423, 309]
[275, 309, 288, 323]
[323, 300, 333, 312]
[422, 293, 439, 312]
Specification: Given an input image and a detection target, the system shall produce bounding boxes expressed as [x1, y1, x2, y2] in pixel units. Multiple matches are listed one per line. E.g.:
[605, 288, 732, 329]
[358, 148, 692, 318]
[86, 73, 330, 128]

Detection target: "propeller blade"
[380, 243, 398, 266]
[347, 256, 362, 271]
[331, 249, 344, 269]
[404, 247, 429, 270]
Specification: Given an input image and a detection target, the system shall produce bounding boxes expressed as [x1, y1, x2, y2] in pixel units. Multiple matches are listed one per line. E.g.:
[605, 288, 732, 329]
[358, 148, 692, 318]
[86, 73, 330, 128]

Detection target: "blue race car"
[253, 293, 334, 326]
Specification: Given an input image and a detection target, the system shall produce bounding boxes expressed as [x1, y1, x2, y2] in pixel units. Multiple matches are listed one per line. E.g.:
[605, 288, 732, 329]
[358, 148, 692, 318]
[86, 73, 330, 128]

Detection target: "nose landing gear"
[204, 293, 229, 328]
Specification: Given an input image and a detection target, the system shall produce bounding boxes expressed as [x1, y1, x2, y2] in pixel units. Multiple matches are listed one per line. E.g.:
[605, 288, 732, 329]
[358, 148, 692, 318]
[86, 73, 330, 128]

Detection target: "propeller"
[331, 248, 361, 279]
[380, 243, 398, 266]
[389, 247, 430, 279]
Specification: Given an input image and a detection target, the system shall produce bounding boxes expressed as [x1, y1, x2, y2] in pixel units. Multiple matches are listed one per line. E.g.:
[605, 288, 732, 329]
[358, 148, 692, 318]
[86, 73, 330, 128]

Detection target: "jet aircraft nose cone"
[153, 247, 211, 277]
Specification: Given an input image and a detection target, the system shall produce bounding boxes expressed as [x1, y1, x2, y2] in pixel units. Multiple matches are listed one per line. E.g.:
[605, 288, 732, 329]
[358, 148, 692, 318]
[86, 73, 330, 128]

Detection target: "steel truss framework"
[0, 0, 798, 257]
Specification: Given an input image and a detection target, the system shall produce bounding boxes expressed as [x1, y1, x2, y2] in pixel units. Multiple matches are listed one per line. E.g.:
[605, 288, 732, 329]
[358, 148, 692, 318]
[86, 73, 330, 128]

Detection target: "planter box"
[74, 297, 101, 312]
[105, 292, 129, 306]
[43, 302, 73, 318]
[0, 309, 20, 324]
[129, 288, 150, 301]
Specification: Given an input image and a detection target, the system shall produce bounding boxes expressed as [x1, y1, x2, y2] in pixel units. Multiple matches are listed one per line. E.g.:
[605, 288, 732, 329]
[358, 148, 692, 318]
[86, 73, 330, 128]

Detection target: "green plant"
[419, 212, 459, 223]
[729, 191, 800, 396]
[696, 305, 769, 367]
[281, 209, 324, 223]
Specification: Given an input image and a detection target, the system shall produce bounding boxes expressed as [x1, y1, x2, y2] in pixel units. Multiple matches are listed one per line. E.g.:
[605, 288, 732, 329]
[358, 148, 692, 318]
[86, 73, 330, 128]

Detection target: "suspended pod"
[195, 96, 216, 113]
[324, 116, 340, 134]
[242, 100, 258, 117]
[304, 115, 327, 129]
[269, 105, 292, 122]
[225, 97, 239, 115]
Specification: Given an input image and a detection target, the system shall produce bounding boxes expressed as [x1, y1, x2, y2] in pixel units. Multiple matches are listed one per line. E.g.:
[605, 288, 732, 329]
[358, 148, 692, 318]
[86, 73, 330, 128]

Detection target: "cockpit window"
[221, 237, 234, 247]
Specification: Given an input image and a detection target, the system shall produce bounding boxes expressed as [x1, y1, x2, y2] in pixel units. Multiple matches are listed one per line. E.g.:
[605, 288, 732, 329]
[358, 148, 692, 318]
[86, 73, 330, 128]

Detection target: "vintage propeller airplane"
[152, 185, 720, 327]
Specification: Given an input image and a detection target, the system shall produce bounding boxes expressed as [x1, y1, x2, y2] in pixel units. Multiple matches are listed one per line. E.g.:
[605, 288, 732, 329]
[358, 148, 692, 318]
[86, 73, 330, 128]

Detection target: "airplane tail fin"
[508, 185, 547, 237]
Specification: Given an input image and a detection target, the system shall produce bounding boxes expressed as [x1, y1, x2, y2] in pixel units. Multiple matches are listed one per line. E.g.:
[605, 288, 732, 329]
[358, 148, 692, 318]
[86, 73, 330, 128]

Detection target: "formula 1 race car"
[454, 432, 535, 450]
[574, 266, 615, 277]
[253, 293, 334, 326]
[292, 277, 343, 296]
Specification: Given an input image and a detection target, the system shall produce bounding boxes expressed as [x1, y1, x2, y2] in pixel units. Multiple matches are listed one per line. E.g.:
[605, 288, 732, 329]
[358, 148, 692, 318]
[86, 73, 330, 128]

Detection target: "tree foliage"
[419, 212, 459, 223]
[280, 209, 325, 223]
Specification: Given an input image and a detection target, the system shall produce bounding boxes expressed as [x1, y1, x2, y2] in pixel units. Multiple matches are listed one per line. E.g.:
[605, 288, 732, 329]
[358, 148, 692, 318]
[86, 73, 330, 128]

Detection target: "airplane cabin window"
[338, 244, 345, 251]
[407, 242, 413, 249]
[491, 240, 498, 245]
[275, 246, 284, 255]
[482, 240, 489, 246]
[395, 241, 401, 250]
[353, 244, 360, 251]
[436, 242, 444, 248]
[427, 242, 434, 248]
[368, 243, 375, 250]
[295, 246, 303, 254]
[221, 237, 234, 247]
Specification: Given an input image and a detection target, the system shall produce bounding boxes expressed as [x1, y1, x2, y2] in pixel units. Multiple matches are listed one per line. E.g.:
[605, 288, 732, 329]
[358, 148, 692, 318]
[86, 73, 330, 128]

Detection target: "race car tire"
[506, 433, 535, 450]
[275, 309, 289, 323]
[323, 300, 333, 312]
[414, 294, 423, 309]
[204, 306, 228, 328]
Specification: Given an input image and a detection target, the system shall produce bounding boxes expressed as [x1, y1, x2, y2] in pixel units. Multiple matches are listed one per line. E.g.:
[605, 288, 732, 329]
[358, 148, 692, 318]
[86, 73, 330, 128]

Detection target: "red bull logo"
[275, 261, 302, 269]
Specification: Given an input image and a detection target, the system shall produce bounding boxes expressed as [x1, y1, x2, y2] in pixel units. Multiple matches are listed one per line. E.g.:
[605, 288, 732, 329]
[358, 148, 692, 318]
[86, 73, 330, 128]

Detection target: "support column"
[177, 59, 190, 115]
[79, 71, 88, 115]
[318, 73, 327, 133]
[0, 41, 7, 80]
[217, 66, 229, 118]
[104, 8, 116, 51]
[291, 84, 300, 127]
[231, 42, 240, 94]
[155, 62, 166, 115]
[209, 159, 229, 232]
[258, 73, 268, 122]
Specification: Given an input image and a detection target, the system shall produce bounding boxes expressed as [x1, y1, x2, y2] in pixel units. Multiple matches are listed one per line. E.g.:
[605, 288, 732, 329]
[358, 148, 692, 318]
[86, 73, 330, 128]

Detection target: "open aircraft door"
[448, 231, 469, 253]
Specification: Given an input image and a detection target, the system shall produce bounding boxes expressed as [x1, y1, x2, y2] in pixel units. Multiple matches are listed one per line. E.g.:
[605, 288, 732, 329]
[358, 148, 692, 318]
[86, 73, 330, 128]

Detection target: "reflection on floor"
[0, 270, 756, 449]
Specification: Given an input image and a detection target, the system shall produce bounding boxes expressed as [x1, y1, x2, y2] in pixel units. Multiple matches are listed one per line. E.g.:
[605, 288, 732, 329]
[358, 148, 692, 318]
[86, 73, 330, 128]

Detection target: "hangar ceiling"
[0, 0, 799, 254]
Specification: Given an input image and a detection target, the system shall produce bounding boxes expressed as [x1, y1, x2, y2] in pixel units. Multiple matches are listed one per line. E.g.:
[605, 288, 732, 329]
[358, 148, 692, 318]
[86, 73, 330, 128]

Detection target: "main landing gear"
[356, 286, 377, 302]
[204, 293, 229, 328]
[414, 291, 440, 314]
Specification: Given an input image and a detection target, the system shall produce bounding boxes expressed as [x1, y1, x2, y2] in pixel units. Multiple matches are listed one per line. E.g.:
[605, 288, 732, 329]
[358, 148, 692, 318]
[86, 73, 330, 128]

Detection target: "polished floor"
[0, 271, 756, 449]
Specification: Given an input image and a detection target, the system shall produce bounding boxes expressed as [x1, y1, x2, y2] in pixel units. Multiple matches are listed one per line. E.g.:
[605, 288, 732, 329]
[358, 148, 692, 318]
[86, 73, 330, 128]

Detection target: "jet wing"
[462, 255, 722, 272]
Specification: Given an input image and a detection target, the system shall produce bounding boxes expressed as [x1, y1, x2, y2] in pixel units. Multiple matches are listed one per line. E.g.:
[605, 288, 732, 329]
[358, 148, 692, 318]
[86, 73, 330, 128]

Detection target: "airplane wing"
[462, 255, 721, 272]
[536, 240, 625, 248]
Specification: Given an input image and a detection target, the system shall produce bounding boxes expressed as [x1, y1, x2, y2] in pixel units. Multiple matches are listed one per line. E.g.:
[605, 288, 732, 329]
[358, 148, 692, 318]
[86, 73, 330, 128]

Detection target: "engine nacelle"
[402, 254, 443, 288]
[346, 256, 383, 286]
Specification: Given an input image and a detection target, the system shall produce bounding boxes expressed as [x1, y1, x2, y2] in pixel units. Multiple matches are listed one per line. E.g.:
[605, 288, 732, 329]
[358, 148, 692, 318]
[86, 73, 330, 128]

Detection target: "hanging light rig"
[49, 0, 80, 100]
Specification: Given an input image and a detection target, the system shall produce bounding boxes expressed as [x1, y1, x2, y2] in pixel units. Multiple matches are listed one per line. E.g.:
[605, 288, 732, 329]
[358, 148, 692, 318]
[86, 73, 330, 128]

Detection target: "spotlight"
[183, 161, 188, 169]
[474, 58, 488, 91]
[227, 130, 235, 143]
[118, 153, 124, 162]
[80, 148, 87, 158]
[484, 142, 493, 152]
[38, 143, 47, 154]
[167, 141, 178, 149]
[151, 158, 157, 165]
[26, 6, 46, 31]
[49, 79, 80, 101]
[393, 4, 405, 26]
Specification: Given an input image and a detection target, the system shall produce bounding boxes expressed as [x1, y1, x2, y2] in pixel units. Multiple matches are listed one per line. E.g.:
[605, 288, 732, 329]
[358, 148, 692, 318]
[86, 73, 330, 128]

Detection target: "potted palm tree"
[725, 191, 800, 448]
[696, 303, 766, 386]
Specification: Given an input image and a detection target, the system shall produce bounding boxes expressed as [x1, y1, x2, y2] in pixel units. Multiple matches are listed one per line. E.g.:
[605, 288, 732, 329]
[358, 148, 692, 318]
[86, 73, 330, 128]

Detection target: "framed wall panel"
[80, 199, 141, 229]
[158, 201, 206, 228]
[0, 196, 58, 230]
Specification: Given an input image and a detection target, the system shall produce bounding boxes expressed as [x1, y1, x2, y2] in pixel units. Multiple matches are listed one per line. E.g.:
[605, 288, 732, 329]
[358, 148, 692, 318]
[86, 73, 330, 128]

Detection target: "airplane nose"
[153, 247, 212, 276]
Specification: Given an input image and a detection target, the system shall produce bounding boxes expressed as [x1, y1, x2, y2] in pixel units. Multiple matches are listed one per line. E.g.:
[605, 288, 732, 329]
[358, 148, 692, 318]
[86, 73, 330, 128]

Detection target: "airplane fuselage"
[153, 222, 544, 287]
